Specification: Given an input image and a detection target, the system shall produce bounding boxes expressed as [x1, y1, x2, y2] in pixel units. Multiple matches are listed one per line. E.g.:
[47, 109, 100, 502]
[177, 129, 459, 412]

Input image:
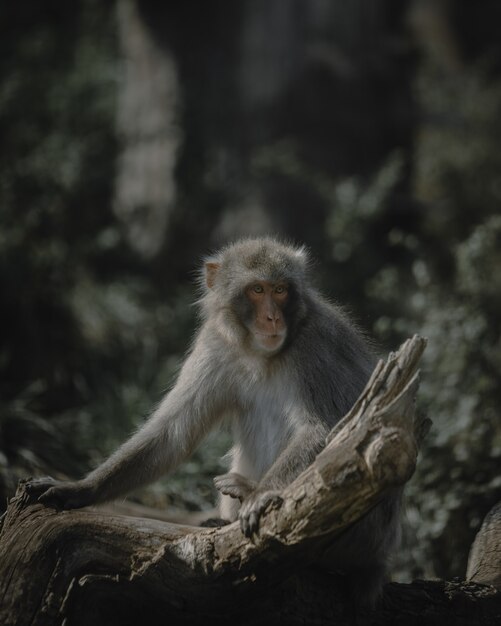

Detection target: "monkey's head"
[201, 238, 310, 356]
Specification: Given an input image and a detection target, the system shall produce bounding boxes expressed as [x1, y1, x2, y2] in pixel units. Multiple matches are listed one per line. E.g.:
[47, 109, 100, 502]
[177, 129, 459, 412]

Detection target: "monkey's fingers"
[243, 510, 260, 538]
[238, 490, 283, 539]
[37, 485, 72, 509]
[216, 485, 245, 501]
[214, 473, 256, 502]
[24, 476, 57, 499]
[39, 482, 95, 510]
[24, 477, 74, 509]
[25, 478, 93, 510]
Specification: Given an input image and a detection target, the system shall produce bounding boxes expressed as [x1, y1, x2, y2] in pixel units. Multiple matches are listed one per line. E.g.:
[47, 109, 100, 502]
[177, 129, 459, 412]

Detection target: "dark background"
[1, 0, 500, 583]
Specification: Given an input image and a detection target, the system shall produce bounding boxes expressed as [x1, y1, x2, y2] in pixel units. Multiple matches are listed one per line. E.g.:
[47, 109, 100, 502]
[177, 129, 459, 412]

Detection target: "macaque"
[26, 237, 401, 604]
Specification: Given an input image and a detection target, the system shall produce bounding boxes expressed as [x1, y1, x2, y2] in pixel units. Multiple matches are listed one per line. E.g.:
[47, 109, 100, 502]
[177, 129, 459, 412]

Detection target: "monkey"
[26, 237, 401, 605]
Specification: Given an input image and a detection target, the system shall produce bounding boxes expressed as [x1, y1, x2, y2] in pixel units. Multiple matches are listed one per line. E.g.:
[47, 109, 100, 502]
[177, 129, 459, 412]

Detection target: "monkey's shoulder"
[294, 298, 372, 358]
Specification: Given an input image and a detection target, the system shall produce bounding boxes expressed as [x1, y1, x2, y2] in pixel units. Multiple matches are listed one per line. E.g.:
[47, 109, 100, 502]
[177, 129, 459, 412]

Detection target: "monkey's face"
[203, 239, 307, 356]
[243, 280, 288, 355]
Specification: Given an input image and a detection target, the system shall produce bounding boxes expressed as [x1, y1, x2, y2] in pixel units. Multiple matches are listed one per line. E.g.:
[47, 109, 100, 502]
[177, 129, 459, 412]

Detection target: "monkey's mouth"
[254, 331, 286, 342]
[253, 331, 286, 353]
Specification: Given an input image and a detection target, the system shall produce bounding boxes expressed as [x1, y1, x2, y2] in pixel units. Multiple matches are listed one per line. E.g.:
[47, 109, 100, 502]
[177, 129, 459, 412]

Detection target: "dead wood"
[467, 500, 501, 590]
[1, 335, 500, 625]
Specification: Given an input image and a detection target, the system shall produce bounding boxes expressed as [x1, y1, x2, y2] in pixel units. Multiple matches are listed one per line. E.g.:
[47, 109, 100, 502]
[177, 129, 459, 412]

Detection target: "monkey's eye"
[275, 285, 288, 295]
[251, 284, 264, 294]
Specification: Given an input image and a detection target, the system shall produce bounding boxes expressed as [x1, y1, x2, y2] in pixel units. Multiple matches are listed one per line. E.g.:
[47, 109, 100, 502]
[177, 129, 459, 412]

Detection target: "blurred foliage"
[0, 1, 120, 494]
[322, 62, 501, 580]
[396, 63, 501, 580]
[0, 2, 215, 507]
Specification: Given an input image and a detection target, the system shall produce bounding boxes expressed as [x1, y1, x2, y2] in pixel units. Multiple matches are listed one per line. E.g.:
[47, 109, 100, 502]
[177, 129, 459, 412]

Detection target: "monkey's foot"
[214, 472, 257, 502]
[238, 489, 283, 538]
[200, 517, 231, 528]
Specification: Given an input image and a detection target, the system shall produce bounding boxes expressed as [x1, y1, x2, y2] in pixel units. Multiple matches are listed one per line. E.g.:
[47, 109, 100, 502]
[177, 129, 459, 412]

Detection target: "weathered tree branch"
[1, 335, 500, 625]
[467, 500, 501, 590]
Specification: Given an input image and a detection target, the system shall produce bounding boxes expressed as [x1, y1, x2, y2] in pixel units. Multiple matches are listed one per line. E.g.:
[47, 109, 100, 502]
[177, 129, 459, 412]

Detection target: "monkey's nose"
[266, 314, 281, 329]
[266, 307, 281, 321]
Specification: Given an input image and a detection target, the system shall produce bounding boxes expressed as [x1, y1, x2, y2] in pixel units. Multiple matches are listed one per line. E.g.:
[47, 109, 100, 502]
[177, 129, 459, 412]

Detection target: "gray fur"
[26, 237, 400, 606]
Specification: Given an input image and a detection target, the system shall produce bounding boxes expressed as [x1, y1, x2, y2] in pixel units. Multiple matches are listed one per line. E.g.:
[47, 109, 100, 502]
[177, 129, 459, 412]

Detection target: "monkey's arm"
[260, 421, 327, 490]
[218, 420, 327, 537]
[26, 345, 230, 510]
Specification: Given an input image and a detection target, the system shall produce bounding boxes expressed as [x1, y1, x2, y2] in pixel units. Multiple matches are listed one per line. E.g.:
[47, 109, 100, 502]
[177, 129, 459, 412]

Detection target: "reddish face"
[245, 280, 289, 354]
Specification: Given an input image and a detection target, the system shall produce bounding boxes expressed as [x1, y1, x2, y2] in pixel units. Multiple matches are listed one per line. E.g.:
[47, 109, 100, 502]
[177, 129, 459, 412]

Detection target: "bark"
[1, 335, 500, 625]
[467, 501, 501, 590]
[96, 500, 217, 526]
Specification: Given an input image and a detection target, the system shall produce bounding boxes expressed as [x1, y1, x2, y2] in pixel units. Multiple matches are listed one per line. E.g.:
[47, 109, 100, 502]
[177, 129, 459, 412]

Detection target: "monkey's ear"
[205, 262, 221, 289]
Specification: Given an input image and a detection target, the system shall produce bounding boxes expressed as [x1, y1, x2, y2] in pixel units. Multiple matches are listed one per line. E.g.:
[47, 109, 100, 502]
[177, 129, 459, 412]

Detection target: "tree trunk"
[1, 336, 500, 625]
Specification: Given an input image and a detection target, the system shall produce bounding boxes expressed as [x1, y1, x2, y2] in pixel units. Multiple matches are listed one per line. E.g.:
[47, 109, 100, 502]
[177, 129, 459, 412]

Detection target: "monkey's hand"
[214, 472, 257, 502]
[24, 476, 95, 510]
[238, 489, 283, 538]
